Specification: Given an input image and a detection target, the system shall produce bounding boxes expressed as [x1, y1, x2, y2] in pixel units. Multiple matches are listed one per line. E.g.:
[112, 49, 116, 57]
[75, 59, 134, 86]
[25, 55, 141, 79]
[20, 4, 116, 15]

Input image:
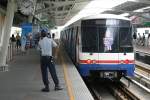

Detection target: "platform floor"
[134, 45, 150, 70]
[0, 48, 94, 100]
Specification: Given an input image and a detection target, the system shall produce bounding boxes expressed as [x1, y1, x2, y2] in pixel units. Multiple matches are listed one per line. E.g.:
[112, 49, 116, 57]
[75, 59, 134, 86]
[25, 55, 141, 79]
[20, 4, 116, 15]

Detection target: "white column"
[0, 0, 16, 67]
[0, 13, 5, 50]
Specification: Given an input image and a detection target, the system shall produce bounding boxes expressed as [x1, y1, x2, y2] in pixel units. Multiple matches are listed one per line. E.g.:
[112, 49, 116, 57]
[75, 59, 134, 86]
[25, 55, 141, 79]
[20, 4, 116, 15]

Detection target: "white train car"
[61, 14, 135, 79]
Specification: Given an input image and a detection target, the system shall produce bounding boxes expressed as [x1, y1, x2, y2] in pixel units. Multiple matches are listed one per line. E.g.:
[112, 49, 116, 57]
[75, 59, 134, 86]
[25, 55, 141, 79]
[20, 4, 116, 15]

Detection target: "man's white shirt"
[38, 37, 57, 56]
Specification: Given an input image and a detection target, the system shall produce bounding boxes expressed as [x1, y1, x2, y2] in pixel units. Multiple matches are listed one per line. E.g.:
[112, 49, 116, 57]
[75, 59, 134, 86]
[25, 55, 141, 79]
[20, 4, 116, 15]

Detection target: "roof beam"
[43, 0, 91, 4]
[35, 0, 91, 15]
[35, 1, 75, 14]
[132, 0, 150, 4]
[43, 1, 74, 6]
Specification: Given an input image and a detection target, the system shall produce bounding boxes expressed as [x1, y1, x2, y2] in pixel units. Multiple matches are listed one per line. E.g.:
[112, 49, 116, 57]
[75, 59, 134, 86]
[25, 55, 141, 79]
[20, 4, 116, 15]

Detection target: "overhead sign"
[143, 22, 150, 27]
[21, 23, 32, 36]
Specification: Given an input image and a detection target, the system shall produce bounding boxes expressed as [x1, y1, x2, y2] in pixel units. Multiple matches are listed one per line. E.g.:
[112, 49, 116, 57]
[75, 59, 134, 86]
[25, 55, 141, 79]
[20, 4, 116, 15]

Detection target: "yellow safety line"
[61, 55, 75, 100]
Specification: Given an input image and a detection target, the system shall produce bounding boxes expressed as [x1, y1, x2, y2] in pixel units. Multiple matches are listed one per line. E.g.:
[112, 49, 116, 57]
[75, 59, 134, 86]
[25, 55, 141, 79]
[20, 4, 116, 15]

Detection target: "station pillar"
[0, 13, 5, 50]
[0, 0, 16, 68]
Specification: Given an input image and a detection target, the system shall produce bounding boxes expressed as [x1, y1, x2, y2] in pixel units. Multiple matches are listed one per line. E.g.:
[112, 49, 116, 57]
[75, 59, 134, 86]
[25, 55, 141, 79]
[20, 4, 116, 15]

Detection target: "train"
[60, 14, 135, 79]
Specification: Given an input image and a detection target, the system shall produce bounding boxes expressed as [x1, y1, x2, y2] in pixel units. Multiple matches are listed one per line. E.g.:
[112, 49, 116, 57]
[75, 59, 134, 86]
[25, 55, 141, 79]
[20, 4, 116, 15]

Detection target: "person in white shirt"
[38, 30, 62, 92]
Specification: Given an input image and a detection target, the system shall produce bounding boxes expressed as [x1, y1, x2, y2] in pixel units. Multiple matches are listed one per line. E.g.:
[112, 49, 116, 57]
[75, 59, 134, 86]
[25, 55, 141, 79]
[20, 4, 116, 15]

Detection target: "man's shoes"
[55, 86, 63, 91]
[41, 87, 50, 92]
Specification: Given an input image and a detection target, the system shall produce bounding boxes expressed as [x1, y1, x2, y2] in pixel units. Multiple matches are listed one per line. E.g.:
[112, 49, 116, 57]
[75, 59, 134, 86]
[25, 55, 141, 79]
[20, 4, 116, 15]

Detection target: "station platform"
[134, 45, 150, 78]
[134, 45, 150, 54]
[134, 45, 150, 70]
[0, 48, 94, 100]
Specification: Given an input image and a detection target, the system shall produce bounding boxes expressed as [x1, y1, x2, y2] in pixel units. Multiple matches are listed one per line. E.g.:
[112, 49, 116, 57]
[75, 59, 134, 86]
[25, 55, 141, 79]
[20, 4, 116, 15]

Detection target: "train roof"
[63, 14, 130, 29]
[82, 14, 130, 21]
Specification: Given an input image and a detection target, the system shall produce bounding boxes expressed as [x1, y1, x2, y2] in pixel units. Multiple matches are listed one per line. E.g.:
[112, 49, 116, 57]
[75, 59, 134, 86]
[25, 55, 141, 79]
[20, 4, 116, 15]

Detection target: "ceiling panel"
[34, 0, 91, 26]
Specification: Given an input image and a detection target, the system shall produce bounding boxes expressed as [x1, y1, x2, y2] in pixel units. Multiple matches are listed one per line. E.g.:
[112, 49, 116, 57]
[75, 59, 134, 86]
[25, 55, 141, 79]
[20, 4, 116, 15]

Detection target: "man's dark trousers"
[40, 56, 59, 87]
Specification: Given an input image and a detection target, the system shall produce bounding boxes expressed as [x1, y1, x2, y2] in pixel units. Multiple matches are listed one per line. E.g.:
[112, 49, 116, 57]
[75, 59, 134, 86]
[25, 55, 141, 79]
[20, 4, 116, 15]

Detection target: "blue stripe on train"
[79, 64, 135, 77]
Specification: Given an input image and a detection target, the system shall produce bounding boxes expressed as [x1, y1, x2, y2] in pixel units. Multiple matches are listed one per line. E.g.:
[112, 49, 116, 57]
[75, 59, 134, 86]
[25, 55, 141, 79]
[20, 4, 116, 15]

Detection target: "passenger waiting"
[141, 33, 145, 46]
[133, 32, 137, 44]
[10, 34, 16, 47]
[21, 35, 27, 55]
[16, 33, 21, 49]
[10, 34, 16, 55]
[137, 33, 142, 46]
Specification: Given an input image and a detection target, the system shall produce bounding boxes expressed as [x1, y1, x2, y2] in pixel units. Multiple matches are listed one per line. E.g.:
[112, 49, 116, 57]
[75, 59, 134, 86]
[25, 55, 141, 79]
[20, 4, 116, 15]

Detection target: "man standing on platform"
[38, 30, 62, 92]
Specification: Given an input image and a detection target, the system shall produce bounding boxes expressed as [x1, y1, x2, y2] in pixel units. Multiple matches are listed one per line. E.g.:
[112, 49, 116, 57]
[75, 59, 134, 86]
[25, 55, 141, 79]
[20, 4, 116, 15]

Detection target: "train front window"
[98, 26, 118, 53]
[119, 27, 133, 52]
[81, 19, 133, 53]
[81, 26, 98, 52]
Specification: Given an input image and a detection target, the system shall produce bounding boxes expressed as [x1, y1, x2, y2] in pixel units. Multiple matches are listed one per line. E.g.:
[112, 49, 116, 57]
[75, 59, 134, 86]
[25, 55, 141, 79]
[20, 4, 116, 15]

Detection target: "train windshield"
[81, 19, 133, 53]
[81, 26, 98, 52]
[98, 26, 118, 53]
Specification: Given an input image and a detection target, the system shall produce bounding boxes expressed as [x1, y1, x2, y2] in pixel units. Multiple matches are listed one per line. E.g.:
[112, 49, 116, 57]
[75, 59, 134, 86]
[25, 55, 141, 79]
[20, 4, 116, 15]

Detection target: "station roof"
[35, 0, 91, 26]
[1, 0, 150, 27]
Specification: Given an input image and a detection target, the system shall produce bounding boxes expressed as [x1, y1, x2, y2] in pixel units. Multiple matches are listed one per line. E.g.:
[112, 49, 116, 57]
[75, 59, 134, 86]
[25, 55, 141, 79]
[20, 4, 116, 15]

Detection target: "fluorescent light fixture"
[64, 0, 130, 27]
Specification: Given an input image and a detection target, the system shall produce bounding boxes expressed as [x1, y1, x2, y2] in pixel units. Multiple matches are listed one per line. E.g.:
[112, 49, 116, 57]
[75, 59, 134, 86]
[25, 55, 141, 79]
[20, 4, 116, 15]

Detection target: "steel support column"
[0, 0, 16, 68]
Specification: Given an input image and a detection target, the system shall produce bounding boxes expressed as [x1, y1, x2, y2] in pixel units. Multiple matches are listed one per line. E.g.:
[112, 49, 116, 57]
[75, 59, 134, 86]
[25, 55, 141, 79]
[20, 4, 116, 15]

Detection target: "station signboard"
[143, 22, 150, 27]
[21, 23, 32, 36]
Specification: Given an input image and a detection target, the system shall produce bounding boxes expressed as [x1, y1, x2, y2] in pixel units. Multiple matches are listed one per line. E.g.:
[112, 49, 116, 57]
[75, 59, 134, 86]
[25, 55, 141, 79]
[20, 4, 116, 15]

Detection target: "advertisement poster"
[21, 23, 32, 36]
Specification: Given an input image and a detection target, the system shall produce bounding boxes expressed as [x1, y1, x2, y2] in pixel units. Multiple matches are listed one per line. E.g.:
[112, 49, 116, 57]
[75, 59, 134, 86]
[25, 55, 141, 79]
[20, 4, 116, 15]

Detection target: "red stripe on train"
[79, 60, 134, 64]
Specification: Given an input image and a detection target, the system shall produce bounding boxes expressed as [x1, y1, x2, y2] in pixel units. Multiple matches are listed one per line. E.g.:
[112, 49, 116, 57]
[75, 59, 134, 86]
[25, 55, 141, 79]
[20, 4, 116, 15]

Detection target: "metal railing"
[6, 43, 13, 63]
[6, 42, 21, 63]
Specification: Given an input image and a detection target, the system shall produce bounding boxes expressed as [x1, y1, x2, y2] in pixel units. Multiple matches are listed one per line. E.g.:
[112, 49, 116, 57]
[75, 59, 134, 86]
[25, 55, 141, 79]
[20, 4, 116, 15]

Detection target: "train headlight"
[124, 59, 129, 64]
[120, 60, 124, 64]
[86, 59, 92, 64]
[92, 60, 96, 64]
